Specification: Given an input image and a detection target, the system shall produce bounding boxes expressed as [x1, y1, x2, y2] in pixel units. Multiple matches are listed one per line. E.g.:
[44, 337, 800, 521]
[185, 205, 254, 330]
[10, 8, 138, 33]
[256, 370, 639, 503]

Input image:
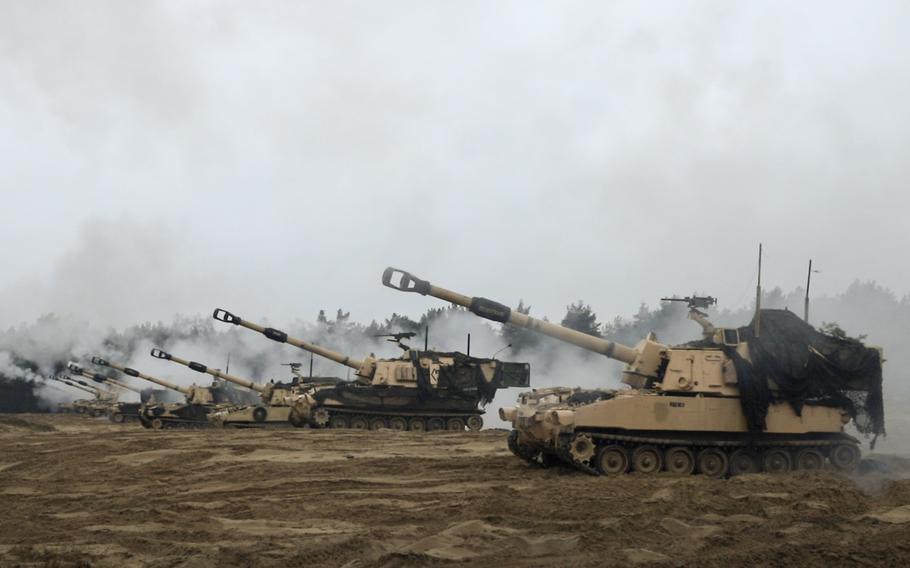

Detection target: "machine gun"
[280, 362, 304, 381]
[660, 295, 718, 339]
[660, 295, 718, 311]
[374, 331, 417, 351]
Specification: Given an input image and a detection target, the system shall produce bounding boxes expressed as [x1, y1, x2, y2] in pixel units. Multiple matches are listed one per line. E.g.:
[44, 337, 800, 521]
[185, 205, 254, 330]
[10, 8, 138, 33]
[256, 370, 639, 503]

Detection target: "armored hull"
[138, 402, 225, 429]
[209, 404, 297, 428]
[108, 402, 142, 424]
[504, 387, 861, 477]
[73, 399, 110, 417]
[304, 381, 494, 431]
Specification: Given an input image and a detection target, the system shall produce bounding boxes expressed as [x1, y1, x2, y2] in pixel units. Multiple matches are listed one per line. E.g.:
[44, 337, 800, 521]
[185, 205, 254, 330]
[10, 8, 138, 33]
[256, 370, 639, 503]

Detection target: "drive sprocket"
[568, 433, 596, 465]
[312, 408, 331, 427]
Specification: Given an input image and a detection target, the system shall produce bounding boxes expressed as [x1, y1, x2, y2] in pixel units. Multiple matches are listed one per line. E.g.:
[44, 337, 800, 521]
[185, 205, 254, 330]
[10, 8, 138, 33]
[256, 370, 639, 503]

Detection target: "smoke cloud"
[1, 3, 908, 453]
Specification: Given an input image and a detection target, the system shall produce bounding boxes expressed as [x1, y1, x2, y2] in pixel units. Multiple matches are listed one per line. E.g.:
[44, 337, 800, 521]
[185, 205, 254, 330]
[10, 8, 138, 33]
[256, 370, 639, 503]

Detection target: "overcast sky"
[1, 1, 908, 329]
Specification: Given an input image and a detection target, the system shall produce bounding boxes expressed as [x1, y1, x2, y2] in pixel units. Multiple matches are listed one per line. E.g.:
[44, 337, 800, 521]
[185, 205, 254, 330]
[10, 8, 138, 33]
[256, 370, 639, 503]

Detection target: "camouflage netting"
[722, 309, 885, 437]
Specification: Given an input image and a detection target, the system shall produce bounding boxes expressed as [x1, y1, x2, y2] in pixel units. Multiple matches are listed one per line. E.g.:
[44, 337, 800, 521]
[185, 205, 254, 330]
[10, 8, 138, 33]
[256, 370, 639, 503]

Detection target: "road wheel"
[329, 415, 349, 429]
[288, 410, 306, 428]
[369, 417, 387, 430]
[595, 445, 630, 475]
[350, 416, 368, 430]
[729, 449, 760, 476]
[632, 445, 663, 474]
[665, 446, 695, 475]
[252, 406, 268, 423]
[427, 417, 445, 431]
[151, 418, 165, 430]
[696, 448, 729, 478]
[111, 413, 125, 424]
[795, 448, 825, 471]
[446, 417, 466, 431]
[829, 444, 861, 471]
[466, 415, 483, 431]
[761, 448, 792, 473]
[388, 417, 408, 431]
[408, 417, 426, 432]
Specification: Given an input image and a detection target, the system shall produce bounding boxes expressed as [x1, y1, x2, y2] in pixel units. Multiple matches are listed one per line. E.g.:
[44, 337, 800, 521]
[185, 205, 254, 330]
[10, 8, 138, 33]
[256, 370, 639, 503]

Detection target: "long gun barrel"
[67, 363, 142, 394]
[67, 377, 106, 395]
[91, 356, 192, 396]
[52, 375, 100, 396]
[382, 268, 639, 364]
[212, 308, 368, 373]
[150, 348, 269, 394]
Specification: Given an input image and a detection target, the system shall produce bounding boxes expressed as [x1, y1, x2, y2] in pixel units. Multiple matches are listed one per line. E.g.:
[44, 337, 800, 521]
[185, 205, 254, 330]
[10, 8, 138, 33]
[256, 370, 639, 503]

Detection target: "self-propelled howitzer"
[212, 307, 530, 431]
[73, 361, 148, 424]
[382, 267, 885, 477]
[150, 348, 304, 427]
[90, 356, 222, 428]
[50, 375, 110, 415]
[64, 364, 142, 419]
[91, 356, 211, 403]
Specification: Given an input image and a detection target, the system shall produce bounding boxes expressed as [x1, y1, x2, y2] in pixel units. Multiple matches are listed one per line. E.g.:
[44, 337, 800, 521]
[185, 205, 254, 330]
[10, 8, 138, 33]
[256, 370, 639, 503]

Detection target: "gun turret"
[382, 268, 668, 386]
[150, 348, 271, 396]
[213, 309, 376, 381]
[91, 356, 192, 396]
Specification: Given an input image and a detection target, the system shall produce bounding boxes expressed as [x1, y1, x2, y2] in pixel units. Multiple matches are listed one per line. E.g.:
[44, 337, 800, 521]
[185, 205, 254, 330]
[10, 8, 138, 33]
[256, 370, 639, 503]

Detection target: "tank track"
[218, 420, 298, 429]
[314, 408, 484, 432]
[138, 416, 213, 429]
[108, 413, 141, 424]
[508, 429, 864, 477]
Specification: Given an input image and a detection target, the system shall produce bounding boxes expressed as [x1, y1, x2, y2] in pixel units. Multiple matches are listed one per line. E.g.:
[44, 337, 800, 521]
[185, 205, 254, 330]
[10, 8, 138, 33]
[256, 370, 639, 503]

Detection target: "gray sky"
[2, 1, 909, 329]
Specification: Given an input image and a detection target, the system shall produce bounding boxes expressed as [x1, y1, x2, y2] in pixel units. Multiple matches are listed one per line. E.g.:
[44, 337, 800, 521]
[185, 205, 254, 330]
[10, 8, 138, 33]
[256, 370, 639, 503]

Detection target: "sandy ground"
[1, 414, 910, 567]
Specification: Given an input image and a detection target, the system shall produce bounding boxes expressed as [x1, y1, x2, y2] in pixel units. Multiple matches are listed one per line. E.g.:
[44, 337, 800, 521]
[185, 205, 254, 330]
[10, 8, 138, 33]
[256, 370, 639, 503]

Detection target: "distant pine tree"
[501, 300, 539, 353]
[561, 301, 601, 337]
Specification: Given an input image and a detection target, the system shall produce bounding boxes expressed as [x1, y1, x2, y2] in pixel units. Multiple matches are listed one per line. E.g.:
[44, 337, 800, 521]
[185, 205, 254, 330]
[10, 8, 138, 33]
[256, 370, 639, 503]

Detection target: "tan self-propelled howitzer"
[383, 268, 885, 477]
[65, 363, 144, 421]
[212, 308, 530, 431]
[149, 349, 308, 427]
[91, 356, 231, 429]
[46, 377, 89, 413]
[67, 363, 148, 424]
[50, 375, 112, 415]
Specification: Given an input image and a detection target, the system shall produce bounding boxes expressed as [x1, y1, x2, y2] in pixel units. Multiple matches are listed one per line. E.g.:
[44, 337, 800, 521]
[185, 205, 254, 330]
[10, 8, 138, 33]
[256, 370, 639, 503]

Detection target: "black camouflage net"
[730, 310, 885, 436]
[436, 353, 501, 405]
